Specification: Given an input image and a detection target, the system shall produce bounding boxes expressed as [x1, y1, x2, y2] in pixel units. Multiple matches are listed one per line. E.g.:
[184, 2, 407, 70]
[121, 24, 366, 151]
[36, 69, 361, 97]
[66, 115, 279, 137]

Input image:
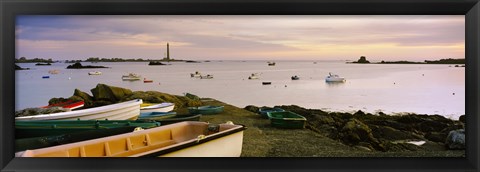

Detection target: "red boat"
[41, 100, 84, 110]
[143, 78, 153, 83]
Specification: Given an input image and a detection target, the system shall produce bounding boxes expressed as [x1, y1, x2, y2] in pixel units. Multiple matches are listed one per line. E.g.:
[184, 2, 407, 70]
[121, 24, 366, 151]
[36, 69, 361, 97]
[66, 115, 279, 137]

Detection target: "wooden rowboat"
[140, 102, 175, 113]
[15, 99, 143, 121]
[138, 111, 177, 121]
[267, 111, 306, 129]
[188, 105, 224, 115]
[15, 120, 161, 139]
[21, 121, 246, 157]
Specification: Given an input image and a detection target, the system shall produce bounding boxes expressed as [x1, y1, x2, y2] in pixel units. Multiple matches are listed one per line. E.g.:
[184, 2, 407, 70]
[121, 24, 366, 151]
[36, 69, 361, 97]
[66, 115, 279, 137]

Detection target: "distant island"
[348, 56, 465, 65]
[148, 61, 169, 65]
[66, 62, 109, 69]
[15, 57, 54, 63]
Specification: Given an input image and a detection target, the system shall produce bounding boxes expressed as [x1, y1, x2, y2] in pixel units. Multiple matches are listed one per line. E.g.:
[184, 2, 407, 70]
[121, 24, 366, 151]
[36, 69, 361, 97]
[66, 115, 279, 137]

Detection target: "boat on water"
[262, 82, 272, 85]
[143, 78, 153, 83]
[88, 71, 102, 75]
[20, 121, 246, 157]
[258, 107, 285, 119]
[140, 102, 175, 113]
[190, 71, 201, 78]
[325, 72, 346, 82]
[122, 73, 141, 81]
[15, 99, 143, 121]
[248, 73, 260, 80]
[188, 105, 224, 115]
[200, 74, 214, 79]
[138, 111, 177, 121]
[291, 75, 300, 80]
[267, 62, 276, 66]
[42, 76, 50, 79]
[267, 111, 307, 129]
[15, 119, 161, 139]
[41, 100, 84, 110]
[48, 70, 60, 74]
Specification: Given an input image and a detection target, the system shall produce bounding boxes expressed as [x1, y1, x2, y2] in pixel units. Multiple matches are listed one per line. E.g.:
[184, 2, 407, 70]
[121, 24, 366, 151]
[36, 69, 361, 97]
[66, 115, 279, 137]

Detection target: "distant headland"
[348, 56, 465, 65]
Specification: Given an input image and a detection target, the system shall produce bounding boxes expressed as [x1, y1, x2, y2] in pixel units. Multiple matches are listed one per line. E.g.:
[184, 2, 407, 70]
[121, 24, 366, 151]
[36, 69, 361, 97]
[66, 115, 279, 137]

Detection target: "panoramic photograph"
[14, 15, 465, 157]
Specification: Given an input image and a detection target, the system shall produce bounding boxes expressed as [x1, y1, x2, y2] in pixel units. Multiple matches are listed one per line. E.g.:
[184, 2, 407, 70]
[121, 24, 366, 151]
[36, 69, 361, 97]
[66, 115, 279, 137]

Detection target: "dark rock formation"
[353, 56, 370, 63]
[66, 62, 108, 69]
[15, 64, 29, 70]
[148, 61, 167, 65]
[15, 107, 69, 117]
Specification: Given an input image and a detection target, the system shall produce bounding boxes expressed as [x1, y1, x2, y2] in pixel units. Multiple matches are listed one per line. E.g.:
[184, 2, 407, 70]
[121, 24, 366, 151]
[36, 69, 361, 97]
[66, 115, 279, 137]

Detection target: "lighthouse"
[166, 42, 170, 62]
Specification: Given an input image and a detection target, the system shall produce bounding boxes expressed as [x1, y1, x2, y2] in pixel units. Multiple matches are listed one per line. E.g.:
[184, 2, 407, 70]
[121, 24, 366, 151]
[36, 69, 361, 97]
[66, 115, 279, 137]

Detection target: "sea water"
[15, 61, 465, 119]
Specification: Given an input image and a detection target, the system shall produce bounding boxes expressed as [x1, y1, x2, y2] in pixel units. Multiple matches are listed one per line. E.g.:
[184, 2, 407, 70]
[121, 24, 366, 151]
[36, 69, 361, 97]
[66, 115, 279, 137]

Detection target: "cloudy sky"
[16, 15, 464, 61]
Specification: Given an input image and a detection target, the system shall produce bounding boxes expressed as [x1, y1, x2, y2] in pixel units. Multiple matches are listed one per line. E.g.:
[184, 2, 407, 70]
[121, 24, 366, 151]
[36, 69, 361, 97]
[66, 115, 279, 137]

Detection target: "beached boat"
[147, 114, 202, 126]
[15, 120, 161, 139]
[122, 73, 141, 81]
[138, 111, 177, 121]
[15, 99, 143, 121]
[262, 82, 272, 85]
[88, 71, 102, 75]
[190, 71, 201, 78]
[325, 72, 345, 82]
[200, 74, 214, 79]
[20, 121, 246, 157]
[41, 100, 84, 110]
[267, 111, 306, 129]
[291, 75, 300, 80]
[248, 73, 260, 80]
[258, 107, 285, 118]
[140, 102, 175, 113]
[15, 126, 143, 152]
[188, 105, 224, 115]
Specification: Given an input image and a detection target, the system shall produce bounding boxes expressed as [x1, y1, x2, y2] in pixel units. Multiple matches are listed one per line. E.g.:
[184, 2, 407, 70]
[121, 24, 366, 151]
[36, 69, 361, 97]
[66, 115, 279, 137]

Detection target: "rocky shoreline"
[16, 83, 466, 157]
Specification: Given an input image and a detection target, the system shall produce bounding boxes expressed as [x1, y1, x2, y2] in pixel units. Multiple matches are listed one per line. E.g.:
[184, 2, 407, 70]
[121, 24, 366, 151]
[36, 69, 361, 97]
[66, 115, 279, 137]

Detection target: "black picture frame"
[1, 0, 478, 172]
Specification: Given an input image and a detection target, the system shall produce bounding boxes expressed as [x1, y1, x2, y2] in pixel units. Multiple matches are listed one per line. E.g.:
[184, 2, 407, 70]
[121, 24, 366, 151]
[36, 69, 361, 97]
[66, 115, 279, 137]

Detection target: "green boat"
[188, 105, 224, 115]
[258, 107, 285, 118]
[267, 111, 307, 129]
[140, 114, 202, 126]
[15, 126, 140, 152]
[138, 111, 177, 121]
[15, 120, 161, 139]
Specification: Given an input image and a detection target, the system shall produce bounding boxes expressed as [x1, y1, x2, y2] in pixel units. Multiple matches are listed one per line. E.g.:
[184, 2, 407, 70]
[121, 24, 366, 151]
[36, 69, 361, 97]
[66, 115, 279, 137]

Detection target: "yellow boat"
[20, 121, 246, 157]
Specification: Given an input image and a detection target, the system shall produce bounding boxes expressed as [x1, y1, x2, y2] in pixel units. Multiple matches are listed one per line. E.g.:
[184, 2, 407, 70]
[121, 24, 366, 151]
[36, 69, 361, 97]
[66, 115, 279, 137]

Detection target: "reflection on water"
[325, 81, 346, 87]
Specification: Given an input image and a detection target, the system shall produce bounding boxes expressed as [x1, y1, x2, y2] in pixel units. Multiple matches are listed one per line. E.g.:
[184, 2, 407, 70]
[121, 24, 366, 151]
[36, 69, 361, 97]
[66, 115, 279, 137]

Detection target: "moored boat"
[42, 76, 50, 79]
[15, 99, 143, 121]
[41, 100, 84, 110]
[143, 78, 153, 83]
[325, 72, 346, 82]
[258, 107, 285, 118]
[267, 61, 276, 66]
[138, 111, 177, 121]
[200, 74, 213, 79]
[20, 121, 246, 157]
[48, 70, 60, 74]
[262, 82, 272, 85]
[190, 71, 202, 78]
[88, 71, 102, 75]
[15, 119, 161, 139]
[291, 75, 300, 80]
[248, 73, 260, 80]
[140, 102, 175, 113]
[122, 73, 141, 81]
[267, 111, 306, 129]
[188, 105, 224, 115]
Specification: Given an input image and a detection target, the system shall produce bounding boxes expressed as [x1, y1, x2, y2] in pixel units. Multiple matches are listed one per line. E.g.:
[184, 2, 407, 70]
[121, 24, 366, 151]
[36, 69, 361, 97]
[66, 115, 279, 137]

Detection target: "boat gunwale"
[140, 103, 175, 110]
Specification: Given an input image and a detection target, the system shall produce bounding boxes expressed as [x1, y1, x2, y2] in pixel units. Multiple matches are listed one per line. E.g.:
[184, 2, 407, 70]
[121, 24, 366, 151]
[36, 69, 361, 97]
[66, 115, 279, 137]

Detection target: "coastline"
[20, 83, 465, 157]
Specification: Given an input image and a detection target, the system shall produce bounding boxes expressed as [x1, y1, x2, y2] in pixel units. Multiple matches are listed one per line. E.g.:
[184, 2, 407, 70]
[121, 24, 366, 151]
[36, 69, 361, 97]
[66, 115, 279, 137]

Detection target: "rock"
[459, 115, 465, 123]
[339, 118, 384, 151]
[244, 105, 259, 113]
[354, 56, 370, 63]
[15, 64, 29, 70]
[445, 129, 465, 150]
[71, 89, 94, 107]
[91, 84, 132, 102]
[15, 107, 70, 117]
[370, 125, 423, 141]
[425, 132, 448, 143]
[66, 62, 108, 69]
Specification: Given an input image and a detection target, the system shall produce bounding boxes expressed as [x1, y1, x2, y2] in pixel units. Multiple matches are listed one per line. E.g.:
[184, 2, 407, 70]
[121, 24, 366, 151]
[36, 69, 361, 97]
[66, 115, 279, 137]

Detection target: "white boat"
[140, 102, 175, 113]
[200, 74, 213, 79]
[190, 71, 202, 78]
[15, 99, 143, 121]
[20, 121, 246, 157]
[48, 70, 60, 74]
[88, 71, 102, 75]
[248, 73, 259, 80]
[122, 73, 141, 81]
[325, 72, 345, 82]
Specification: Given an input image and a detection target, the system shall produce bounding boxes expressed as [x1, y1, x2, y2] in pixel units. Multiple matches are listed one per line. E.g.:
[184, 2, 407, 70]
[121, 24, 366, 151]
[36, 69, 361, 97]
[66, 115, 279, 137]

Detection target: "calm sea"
[15, 61, 465, 119]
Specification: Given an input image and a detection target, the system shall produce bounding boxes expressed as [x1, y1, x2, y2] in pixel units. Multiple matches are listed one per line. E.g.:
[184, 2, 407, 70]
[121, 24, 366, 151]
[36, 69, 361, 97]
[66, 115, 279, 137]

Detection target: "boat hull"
[188, 106, 224, 115]
[140, 103, 175, 113]
[259, 107, 285, 119]
[138, 112, 177, 121]
[15, 99, 143, 121]
[142, 114, 202, 126]
[20, 121, 246, 157]
[267, 111, 307, 129]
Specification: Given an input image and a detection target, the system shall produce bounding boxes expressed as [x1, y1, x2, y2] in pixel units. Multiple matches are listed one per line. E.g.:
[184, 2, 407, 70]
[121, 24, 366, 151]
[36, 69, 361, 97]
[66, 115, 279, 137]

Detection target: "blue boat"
[188, 105, 224, 115]
[42, 76, 50, 79]
[258, 107, 285, 118]
[138, 111, 177, 120]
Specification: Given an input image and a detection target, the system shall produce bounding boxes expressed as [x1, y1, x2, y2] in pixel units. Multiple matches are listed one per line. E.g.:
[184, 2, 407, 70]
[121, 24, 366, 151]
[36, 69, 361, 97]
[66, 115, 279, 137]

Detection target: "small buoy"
[394, 82, 395, 84]
[68, 77, 71, 80]
[422, 74, 424, 76]
[285, 85, 287, 87]
[453, 93, 455, 95]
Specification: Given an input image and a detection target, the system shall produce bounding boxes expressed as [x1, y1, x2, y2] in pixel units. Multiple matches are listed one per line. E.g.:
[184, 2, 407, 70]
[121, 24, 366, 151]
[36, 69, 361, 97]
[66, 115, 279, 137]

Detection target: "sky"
[16, 15, 465, 61]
